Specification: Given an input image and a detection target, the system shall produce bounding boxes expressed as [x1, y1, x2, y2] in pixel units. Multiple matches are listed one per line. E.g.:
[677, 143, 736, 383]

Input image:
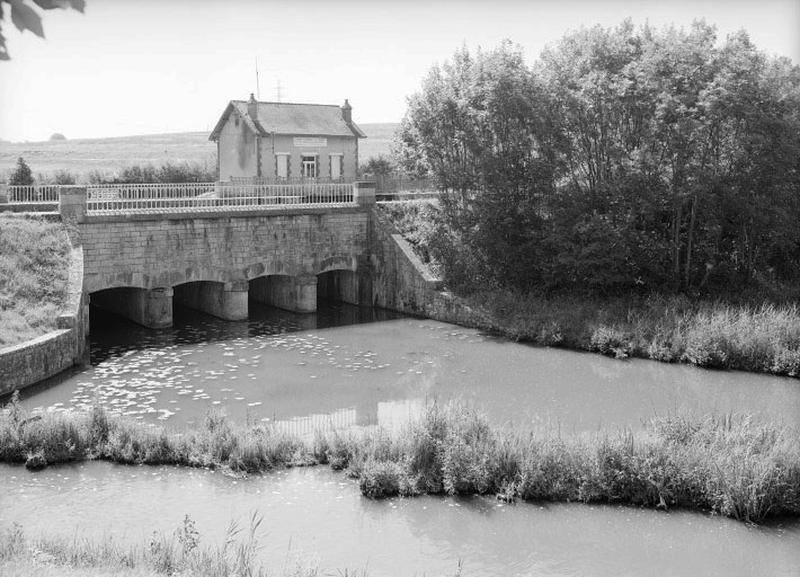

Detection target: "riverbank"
[2, 396, 797, 524]
[0, 515, 361, 577]
[464, 290, 800, 377]
[0, 215, 72, 347]
[377, 202, 800, 378]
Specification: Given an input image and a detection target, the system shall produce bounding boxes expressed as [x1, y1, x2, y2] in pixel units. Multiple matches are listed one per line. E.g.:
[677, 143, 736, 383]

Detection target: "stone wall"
[369, 209, 491, 328]
[0, 242, 88, 395]
[79, 208, 369, 293]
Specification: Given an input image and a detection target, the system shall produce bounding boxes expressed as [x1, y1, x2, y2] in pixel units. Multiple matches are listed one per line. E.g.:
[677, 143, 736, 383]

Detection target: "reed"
[1, 395, 798, 523]
[0, 513, 336, 577]
[352, 403, 800, 522]
[467, 290, 800, 377]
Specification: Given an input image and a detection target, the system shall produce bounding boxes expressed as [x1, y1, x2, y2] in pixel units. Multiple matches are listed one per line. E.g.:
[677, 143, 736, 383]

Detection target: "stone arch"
[89, 286, 173, 329]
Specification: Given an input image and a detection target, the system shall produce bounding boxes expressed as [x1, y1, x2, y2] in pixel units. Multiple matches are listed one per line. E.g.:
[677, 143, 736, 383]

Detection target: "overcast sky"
[0, 0, 798, 142]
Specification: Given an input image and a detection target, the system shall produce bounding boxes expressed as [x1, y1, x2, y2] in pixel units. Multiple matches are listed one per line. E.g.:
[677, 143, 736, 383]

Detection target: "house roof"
[209, 100, 366, 141]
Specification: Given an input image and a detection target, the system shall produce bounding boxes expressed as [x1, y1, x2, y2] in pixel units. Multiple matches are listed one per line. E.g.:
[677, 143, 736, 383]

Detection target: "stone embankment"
[370, 209, 493, 329]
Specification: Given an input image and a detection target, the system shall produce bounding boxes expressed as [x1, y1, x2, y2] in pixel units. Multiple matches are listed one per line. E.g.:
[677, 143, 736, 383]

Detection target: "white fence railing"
[86, 182, 355, 215]
[6, 185, 60, 204]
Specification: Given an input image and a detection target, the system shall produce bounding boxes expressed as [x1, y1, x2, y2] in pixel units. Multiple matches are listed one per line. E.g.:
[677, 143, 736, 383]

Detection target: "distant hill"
[0, 123, 400, 179]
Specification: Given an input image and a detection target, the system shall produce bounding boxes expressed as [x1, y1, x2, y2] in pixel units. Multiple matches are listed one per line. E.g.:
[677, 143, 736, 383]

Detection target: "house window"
[301, 155, 317, 179]
[276, 154, 289, 179]
[330, 153, 343, 180]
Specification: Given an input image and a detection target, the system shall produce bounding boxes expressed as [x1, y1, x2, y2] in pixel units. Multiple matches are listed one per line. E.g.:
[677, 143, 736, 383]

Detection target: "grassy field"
[0, 124, 397, 181]
[0, 216, 72, 347]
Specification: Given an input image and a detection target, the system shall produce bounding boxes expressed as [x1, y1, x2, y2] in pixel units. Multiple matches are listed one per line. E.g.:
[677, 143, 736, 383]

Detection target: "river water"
[3, 301, 800, 576]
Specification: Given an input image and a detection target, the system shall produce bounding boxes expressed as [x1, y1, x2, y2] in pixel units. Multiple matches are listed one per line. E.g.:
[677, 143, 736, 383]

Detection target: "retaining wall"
[0, 241, 88, 395]
[370, 209, 491, 328]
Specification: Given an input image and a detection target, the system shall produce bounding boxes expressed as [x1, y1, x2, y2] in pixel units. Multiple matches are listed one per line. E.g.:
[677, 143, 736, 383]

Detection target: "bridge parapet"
[55, 181, 377, 219]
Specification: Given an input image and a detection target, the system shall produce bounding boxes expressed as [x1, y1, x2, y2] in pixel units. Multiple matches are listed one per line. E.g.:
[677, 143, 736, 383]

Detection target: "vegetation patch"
[378, 202, 800, 377]
[0, 216, 72, 347]
[0, 514, 343, 577]
[2, 395, 798, 524]
[465, 290, 800, 377]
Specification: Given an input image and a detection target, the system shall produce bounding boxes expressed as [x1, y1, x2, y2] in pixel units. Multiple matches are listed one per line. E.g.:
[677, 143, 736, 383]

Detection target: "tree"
[0, 0, 84, 60]
[398, 41, 562, 290]
[399, 24, 800, 294]
[9, 156, 33, 185]
[361, 155, 394, 177]
[49, 132, 66, 140]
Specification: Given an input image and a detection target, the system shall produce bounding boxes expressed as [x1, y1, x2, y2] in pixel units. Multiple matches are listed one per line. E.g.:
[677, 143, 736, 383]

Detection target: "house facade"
[209, 95, 366, 182]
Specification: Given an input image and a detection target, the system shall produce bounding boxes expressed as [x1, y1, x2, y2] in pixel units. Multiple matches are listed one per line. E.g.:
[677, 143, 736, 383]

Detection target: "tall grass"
[0, 395, 307, 473]
[466, 290, 800, 377]
[348, 403, 800, 523]
[0, 216, 72, 347]
[0, 513, 339, 577]
[2, 395, 798, 523]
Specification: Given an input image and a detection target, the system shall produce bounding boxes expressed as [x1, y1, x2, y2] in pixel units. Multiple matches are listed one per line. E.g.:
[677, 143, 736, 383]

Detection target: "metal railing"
[87, 183, 216, 199]
[86, 182, 355, 215]
[229, 176, 348, 185]
[6, 185, 60, 204]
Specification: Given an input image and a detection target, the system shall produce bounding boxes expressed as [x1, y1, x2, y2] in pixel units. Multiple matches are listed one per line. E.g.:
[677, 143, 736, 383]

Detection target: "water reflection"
[15, 300, 800, 433]
[0, 462, 798, 577]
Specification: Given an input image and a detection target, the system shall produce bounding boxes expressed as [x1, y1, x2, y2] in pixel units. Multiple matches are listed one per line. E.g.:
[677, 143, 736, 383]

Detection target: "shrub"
[359, 459, 404, 498]
[590, 326, 633, 359]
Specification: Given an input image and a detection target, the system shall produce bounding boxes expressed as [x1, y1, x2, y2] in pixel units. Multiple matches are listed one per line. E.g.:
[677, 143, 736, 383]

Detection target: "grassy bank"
[2, 396, 798, 524]
[0, 216, 72, 347]
[0, 515, 357, 577]
[465, 290, 800, 377]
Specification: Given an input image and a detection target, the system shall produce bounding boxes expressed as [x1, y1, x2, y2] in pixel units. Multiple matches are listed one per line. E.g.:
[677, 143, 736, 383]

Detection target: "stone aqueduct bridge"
[59, 181, 422, 329]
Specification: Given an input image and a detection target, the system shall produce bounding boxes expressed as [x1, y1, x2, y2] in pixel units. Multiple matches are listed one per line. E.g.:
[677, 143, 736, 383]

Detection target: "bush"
[590, 326, 633, 359]
[359, 460, 404, 498]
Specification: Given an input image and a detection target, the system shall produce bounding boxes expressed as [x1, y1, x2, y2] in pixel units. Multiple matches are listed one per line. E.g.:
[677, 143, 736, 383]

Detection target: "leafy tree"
[398, 41, 563, 290]
[9, 156, 33, 185]
[0, 0, 84, 60]
[361, 155, 395, 177]
[400, 24, 800, 294]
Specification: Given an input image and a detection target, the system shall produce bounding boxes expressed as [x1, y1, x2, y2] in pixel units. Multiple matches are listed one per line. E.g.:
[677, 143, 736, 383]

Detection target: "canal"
[2, 300, 800, 576]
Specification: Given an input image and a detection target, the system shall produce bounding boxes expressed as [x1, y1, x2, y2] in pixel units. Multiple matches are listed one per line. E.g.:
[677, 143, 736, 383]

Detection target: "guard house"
[209, 95, 366, 182]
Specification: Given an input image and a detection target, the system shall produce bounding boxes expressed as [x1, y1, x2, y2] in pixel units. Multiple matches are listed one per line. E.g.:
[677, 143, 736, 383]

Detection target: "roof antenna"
[275, 79, 282, 103]
[255, 56, 260, 100]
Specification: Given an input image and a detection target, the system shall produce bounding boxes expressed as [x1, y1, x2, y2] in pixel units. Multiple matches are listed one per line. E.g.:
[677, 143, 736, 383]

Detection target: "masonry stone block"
[174, 280, 249, 321]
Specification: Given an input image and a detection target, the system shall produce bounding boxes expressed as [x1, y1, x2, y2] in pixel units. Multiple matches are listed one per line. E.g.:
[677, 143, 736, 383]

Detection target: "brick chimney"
[248, 93, 258, 122]
[341, 99, 352, 124]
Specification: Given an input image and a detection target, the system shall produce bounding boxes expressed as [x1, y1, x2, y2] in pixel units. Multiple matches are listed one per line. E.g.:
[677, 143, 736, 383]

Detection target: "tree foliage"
[0, 0, 84, 60]
[361, 155, 395, 176]
[9, 156, 33, 185]
[398, 23, 800, 294]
